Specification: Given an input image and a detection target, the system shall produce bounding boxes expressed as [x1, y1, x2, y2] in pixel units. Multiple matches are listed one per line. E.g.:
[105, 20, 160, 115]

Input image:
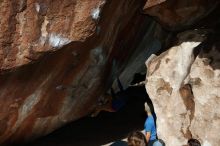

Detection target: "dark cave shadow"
[169, 3, 220, 71]
[19, 86, 156, 146]
[197, 34, 220, 70]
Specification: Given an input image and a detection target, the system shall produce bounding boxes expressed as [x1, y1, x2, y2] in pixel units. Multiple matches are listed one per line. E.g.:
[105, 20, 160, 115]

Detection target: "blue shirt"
[144, 115, 157, 141]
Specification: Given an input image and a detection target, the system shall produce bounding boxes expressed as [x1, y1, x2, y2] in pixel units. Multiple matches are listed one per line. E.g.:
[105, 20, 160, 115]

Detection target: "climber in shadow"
[91, 78, 128, 117]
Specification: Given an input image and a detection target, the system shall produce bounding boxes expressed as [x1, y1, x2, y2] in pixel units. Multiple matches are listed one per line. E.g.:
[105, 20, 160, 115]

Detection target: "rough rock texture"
[143, 0, 219, 30]
[145, 30, 220, 146]
[0, 0, 156, 145]
[0, 0, 105, 70]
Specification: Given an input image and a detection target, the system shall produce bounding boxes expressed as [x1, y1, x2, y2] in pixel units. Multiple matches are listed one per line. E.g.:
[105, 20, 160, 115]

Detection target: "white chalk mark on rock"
[49, 33, 71, 48]
[91, 8, 101, 20]
[91, 0, 106, 20]
[35, 3, 40, 13]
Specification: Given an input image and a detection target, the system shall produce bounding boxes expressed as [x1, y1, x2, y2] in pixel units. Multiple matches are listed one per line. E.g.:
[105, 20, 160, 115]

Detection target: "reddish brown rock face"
[0, 0, 103, 70]
[143, 0, 219, 30]
[0, 0, 156, 145]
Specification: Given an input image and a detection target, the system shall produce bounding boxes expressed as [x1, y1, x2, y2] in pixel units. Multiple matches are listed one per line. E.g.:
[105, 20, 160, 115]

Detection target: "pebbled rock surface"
[145, 30, 220, 146]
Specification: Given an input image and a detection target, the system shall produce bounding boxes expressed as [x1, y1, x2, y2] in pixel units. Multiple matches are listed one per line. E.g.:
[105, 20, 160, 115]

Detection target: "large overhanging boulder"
[145, 30, 220, 145]
[0, 0, 159, 145]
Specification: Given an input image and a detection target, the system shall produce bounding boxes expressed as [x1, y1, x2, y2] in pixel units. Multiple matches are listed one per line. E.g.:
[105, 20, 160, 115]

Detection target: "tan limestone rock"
[145, 30, 220, 146]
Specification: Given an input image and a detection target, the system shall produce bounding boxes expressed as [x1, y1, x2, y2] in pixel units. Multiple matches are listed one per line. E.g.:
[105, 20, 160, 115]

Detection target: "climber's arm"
[145, 131, 151, 142]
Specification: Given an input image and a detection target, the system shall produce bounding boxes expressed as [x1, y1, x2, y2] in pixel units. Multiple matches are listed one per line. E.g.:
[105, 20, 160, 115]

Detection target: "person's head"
[127, 131, 147, 146]
[188, 138, 201, 146]
[144, 102, 151, 115]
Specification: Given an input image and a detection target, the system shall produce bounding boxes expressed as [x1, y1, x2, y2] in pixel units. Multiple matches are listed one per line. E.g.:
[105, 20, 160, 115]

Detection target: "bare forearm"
[145, 132, 151, 142]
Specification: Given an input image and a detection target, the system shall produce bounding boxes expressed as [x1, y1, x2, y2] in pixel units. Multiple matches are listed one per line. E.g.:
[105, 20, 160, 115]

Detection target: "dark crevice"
[179, 84, 195, 139]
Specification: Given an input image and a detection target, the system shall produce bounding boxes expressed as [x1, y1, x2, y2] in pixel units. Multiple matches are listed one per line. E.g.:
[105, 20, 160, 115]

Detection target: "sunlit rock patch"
[145, 30, 220, 146]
